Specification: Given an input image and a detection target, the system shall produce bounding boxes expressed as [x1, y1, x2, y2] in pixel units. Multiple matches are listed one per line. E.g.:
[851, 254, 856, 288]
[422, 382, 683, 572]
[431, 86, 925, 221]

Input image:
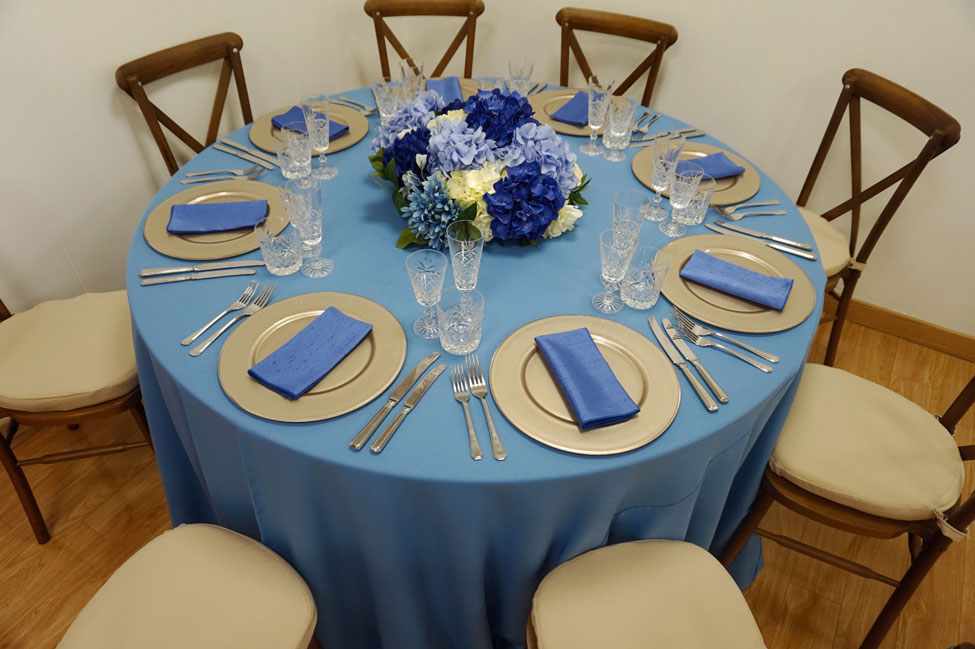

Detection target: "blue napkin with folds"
[271, 106, 350, 139]
[679, 250, 794, 311]
[166, 200, 268, 234]
[534, 328, 640, 430]
[676, 152, 745, 180]
[247, 306, 373, 400]
[550, 91, 589, 126]
[426, 77, 464, 104]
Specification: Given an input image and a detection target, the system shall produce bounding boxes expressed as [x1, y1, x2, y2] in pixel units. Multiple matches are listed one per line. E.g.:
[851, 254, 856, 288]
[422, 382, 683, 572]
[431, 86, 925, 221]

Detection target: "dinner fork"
[180, 280, 258, 346]
[670, 308, 779, 363]
[334, 96, 376, 115]
[180, 166, 265, 184]
[189, 282, 276, 357]
[184, 163, 261, 178]
[466, 354, 505, 461]
[720, 209, 787, 221]
[680, 329, 773, 373]
[450, 366, 483, 461]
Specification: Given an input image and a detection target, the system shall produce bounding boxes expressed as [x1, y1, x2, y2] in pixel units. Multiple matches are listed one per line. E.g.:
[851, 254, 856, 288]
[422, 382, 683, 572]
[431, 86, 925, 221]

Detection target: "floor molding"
[825, 299, 975, 362]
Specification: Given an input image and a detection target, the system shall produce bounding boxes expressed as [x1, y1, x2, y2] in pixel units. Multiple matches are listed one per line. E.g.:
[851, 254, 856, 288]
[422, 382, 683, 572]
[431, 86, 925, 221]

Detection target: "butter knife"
[662, 318, 729, 403]
[370, 363, 447, 454]
[140, 260, 266, 277]
[212, 143, 275, 169]
[705, 222, 818, 261]
[219, 138, 281, 168]
[140, 268, 257, 286]
[648, 316, 718, 412]
[712, 219, 814, 251]
[350, 351, 441, 450]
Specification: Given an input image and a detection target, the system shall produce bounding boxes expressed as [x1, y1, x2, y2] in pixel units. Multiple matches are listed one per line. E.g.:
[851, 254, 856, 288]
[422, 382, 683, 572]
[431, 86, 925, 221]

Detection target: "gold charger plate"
[218, 292, 407, 422]
[660, 234, 816, 334]
[529, 88, 600, 137]
[632, 143, 760, 206]
[143, 179, 287, 261]
[489, 315, 680, 455]
[248, 104, 369, 156]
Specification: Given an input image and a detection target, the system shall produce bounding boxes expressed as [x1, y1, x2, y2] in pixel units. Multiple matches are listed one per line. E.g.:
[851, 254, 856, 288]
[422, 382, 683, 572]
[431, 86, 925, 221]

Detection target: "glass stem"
[653, 190, 663, 206]
[589, 129, 598, 148]
[423, 305, 436, 322]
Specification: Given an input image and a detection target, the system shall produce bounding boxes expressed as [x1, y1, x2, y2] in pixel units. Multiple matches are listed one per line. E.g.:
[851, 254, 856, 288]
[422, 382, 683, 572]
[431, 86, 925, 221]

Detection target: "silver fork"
[335, 96, 376, 115]
[189, 282, 276, 357]
[450, 366, 483, 461]
[671, 308, 779, 363]
[180, 166, 265, 184]
[184, 163, 261, 177]
[181, 280, 258, 346]
[680, 328, 773, 373]
[466, 354, 505, 461]
[721, 209, 787, 221]
[721, 200, 781, 214]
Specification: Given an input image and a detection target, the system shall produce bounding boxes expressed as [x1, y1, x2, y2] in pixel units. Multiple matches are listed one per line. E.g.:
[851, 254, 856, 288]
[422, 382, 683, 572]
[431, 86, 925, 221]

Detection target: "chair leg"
[720, 480, 775, 567]
[859, 534, 953, 649]
[823, 274, 860, 367]
[129, 401, 154, 453]
[0, 422, 51, 544]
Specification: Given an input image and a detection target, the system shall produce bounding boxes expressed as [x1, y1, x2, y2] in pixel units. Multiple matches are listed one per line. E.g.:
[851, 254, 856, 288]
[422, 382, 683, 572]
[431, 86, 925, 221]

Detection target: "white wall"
[2, 0, 972, 334]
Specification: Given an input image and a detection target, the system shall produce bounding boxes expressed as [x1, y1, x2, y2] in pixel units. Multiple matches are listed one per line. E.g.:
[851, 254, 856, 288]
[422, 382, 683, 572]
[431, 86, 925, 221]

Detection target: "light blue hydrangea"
[371, 90, 447, 152]
[501, 122, 579, 197]
[401, 171, 459, 250]
[426, 117, 496, 174]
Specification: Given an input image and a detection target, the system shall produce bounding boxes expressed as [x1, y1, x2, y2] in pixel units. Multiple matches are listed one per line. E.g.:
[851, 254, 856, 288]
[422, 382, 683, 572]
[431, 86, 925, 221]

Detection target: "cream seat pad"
[770, 364, 964, 521]
[798, 206, 851, 277]
[57, 524, 317, 649]
[0, 291, 138, 412]
[531, 539, 766, 649]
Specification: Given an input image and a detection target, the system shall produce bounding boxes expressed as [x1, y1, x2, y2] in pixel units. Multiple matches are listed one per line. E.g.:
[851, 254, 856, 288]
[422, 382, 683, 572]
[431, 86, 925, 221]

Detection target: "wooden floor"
[0, 321, 972, 648]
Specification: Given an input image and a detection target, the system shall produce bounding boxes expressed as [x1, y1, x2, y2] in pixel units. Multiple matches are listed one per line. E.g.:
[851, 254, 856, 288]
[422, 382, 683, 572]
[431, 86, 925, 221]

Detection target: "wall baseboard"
[824, 299, 975, 363]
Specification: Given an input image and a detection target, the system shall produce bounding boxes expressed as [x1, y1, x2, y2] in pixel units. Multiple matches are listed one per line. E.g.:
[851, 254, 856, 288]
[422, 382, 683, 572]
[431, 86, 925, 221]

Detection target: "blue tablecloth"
[126, 87, 825, 649]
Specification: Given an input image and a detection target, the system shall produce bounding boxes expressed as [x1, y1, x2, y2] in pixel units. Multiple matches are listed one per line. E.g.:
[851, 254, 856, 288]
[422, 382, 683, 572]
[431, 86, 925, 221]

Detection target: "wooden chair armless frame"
[363, 0, 485, 79]
[115, 32, 253, 176]
[556, 7, 678, 107]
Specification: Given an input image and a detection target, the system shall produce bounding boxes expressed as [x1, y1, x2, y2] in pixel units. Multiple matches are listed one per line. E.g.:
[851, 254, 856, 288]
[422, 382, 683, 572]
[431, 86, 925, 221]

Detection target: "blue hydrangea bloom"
[426, 118, 495, 174]
[401, 172, 460, 250]
[502, 122, 579, 197]
[463, 89, 537, 147]
[382, 126, 430, 181]
[484, 161, 565, 241]
[371, 90, 446, 152]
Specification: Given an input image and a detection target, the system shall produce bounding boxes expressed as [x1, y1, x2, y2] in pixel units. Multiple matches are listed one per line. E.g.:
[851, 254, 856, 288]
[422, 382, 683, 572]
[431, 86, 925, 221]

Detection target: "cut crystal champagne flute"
[405, 249, 447, 339]
[602, 97, 635, 162]
[579, 76, 614, 157]
[300, 93, 338, 180]
[660, 161, 704, 238]
[645, 134, 685, 221]
[277, 179, 333, 277]
[399, 58, 424, 102]
[446, 220, 484, 292]
[593, 229, 638, 314]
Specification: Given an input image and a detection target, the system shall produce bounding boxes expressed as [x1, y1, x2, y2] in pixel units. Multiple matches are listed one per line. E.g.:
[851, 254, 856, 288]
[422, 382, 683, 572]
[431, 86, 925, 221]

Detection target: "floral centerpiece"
[369, 88, 590, 249]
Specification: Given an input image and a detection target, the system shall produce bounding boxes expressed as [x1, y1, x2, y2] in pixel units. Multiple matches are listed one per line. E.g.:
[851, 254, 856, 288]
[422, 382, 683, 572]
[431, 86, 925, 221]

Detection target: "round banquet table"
[126, 86, 825, 649]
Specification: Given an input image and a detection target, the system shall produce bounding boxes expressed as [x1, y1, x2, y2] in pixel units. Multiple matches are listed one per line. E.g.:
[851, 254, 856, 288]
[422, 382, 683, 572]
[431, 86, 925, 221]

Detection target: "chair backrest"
[555, 8, 678, 107]
[796, 68, 960, 265]
[115, 32, 254, 176]
[363, 0, 485, 79]
[0, 296, 10, 322]
[944, 375, 975, 533]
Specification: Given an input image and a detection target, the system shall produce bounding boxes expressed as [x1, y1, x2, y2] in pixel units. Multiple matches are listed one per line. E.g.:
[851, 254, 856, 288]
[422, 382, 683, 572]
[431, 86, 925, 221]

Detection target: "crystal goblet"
[405, 249, 447, 339]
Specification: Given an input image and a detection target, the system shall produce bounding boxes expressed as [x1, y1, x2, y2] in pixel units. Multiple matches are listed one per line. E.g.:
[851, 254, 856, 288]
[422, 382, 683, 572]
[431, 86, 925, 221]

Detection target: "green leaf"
[457, 203, 478, 221]
[392, 188, 408, 211]
[396, 227, 428, 249]
[383, 159, 398, 184]
[568, 173, 592, 206]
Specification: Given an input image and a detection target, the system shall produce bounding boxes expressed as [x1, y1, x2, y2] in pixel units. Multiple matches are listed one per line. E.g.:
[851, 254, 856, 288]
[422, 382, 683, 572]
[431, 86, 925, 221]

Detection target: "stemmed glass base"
[659, 219, 686, 238]
[603, 149, 626, 162]
[301, 257, 334, 278]
[645, 200, 669, 222]
[579, 138, 604, 157]
[592, 290, 623, 314]
[311, 158, 338, 180]
[413, 306, 439, 339]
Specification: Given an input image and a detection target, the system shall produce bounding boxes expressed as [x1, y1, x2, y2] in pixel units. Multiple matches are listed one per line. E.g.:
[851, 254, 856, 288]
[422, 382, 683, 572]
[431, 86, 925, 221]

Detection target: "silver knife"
[140, 268, 257, 286]
[370, 363, 447, 454]
[705, 222, 818, 261]
[212, 143, 274, 169]
[662, 318, 729, 403]
[648, 316, 718, 412]
[219, 138, 281, 168]
[712, 219, 814, 251]
[140, 260, 266, 277]
[350, 351, 441, 451]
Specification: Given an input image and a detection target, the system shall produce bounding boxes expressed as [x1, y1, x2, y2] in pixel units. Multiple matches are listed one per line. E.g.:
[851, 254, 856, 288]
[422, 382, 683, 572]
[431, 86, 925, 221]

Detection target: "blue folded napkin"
[426, 77, 464, 104]
[679, 250, 794, 311]
[676, 152, 745, 180]
[534, 328, 640, 430]
[271, 106, 350, 139]
[167, 200, 268, 234]
[247, 306, 373, 400]
[550, 91, 589, 126]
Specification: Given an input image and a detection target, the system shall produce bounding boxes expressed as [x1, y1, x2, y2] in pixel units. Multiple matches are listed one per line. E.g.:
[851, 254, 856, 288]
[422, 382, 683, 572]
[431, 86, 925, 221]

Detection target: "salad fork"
[465, 354, 505, 461]
[181, 280, 257, 346]
[180, 166, 265, 184]
[189, 282, 276, 357]
[670, 308, 779, 363]
[450, 366, 483, 461]
[184, 163, 261, 178]
[334, 96, 376, 115]
[679, 328, 773, 373]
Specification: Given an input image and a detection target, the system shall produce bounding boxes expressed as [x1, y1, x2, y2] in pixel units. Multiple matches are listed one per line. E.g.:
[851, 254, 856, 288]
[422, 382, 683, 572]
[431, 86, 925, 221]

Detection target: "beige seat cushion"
[0, 291, 138, 412]
[57, 524, 317, 649]
[530, 539, 766, 649]
[770, 364, 964, 521]
[798, 206, 851, 277]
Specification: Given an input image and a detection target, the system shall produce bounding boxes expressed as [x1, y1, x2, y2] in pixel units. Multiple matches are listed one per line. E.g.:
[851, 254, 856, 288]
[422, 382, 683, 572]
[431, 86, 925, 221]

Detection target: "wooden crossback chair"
[0, 292, 152, 544]
[720, 366, 975, 649]
[363, 0, 485, 79]
[555, 8, 678, 107]
[795, 68, 960, 366]
[115, 32, 254, 176]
